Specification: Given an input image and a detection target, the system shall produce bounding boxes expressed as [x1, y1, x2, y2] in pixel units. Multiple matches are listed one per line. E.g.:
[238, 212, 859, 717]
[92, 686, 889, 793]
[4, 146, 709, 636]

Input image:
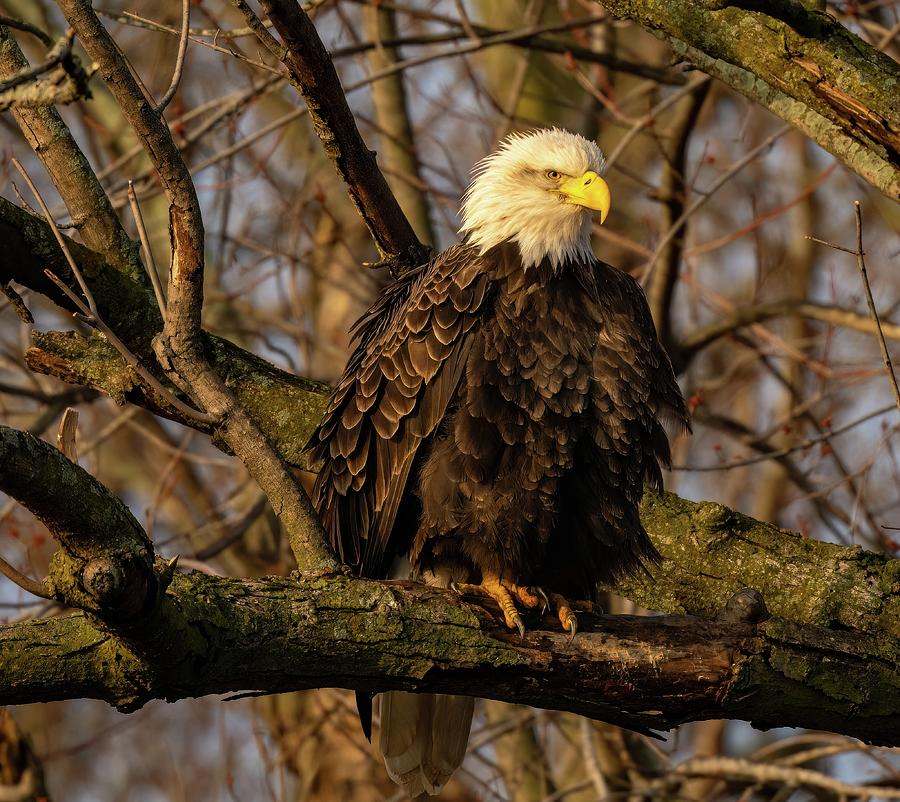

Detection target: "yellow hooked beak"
[558, 171, 611, 224]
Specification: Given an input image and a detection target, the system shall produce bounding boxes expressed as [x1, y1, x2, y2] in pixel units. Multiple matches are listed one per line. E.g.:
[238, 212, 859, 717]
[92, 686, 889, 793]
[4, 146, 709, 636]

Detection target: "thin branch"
[41, 269, 215, 425]
[640, 124, 792, 289]
[0, 556, 49, 600]
[646, 79, 710, 345]
[673, 403, 895, 472]
[663, 757, 900, 799]
[229, 0, 284, 59]
[127, 181, 167, 317]
[251, 0, 431, 272]
[0, 15, 52, 46]
[109, 4, 686, 85]
[853, 200, 900, 419]
[605, 75, 710, 169]
[154, 0, 190, 113]
[681, 300, 900, 360]
[11, 158, 98, 318]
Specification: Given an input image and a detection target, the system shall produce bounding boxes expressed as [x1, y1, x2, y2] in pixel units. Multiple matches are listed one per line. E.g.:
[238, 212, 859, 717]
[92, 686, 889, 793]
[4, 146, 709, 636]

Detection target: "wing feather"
[308, 244, 492, 577]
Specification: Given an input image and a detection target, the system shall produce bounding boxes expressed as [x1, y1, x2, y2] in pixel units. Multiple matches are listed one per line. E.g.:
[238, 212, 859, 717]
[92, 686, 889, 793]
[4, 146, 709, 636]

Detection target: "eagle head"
[459, 128, 610, 269]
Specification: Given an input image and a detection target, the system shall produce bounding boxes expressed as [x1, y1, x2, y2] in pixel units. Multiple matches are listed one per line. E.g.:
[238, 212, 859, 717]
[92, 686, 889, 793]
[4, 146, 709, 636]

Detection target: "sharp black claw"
[536, 587, 550, 614]
[566, 617, 578, 641]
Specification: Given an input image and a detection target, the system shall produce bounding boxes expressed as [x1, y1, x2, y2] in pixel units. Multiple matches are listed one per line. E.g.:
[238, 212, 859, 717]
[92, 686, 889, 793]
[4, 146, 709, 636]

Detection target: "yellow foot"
[549, 592, 578, 638]
[452, 574, 530, 637]
[512, 583, 547, 611]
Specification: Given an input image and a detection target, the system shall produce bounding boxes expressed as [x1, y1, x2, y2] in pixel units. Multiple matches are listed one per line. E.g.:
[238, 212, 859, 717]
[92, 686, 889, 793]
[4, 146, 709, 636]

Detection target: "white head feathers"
[459, 128, 606, 269]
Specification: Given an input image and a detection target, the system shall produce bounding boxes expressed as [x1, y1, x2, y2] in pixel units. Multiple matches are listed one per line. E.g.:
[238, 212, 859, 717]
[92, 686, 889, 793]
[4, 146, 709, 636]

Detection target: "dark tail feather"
[356, 689, 374, 742]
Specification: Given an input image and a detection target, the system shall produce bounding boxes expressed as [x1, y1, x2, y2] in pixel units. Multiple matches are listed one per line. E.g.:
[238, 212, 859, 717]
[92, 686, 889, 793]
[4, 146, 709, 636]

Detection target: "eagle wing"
[556, 261, 689, 594]
[308, 244, 491, 577]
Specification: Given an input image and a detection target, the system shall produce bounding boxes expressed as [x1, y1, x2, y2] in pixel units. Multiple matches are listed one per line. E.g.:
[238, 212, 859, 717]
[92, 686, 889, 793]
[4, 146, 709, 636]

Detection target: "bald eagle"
[308, 128, 688, 796]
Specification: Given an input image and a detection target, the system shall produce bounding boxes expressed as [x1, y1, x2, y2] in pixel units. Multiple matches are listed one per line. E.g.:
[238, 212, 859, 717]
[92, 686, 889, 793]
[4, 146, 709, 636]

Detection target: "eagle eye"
[546, 170, 561, 180]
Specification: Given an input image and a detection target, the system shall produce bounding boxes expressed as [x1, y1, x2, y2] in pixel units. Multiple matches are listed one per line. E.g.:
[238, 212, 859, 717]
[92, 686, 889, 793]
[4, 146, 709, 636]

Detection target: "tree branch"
[1, 421, 895, 743]
[593, 0, 900, 199]
[0, 196, 329, 468]
[680, 299, 900, 362]
[0, 566, 897, 746]
[0, 426, 156, 620]
[56, 0, 339, 575]
[252, 0, 432, 273]
[5, 204, 900, 636]
[0, 23, 144, 283]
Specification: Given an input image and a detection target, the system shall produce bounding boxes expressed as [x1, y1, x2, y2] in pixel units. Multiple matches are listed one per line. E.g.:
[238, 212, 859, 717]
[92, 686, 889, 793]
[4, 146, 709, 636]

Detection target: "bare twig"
[640, 124, 792, 289]
[154, 0, 190, 113]
[0, 555, 50, 600]
[127, 181, 167, 317]
[229, 0, 284, 59]
[11, 158, 98, 317]
[0, 15, 52, 46]
[664, 757, 900, 799]
[681, 300, 900, 360]
[853, 200, 900, 419]
[646, 79, 710, 344]
[0, 29, 75, 93]
[604, 74, 710, 169]
[673, 403, 896, 472]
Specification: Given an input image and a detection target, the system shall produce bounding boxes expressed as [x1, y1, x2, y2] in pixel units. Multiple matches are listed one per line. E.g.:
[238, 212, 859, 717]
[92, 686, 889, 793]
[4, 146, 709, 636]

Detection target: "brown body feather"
[309, 242, 687, 592]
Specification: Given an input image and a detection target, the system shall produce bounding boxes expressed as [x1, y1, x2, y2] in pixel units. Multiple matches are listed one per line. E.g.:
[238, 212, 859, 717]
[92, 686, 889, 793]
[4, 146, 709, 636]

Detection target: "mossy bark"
[624, 493, 900, 638]
[0, 568, 897, 745]
[593, 0, 900, 198]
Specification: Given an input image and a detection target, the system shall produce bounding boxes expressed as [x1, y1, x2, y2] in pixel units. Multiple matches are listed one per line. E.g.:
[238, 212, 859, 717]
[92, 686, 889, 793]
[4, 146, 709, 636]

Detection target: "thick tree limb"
[1, 426, 896, 747]
[593, 0, 900, 199]
[0, 426, 156, 619]
[0, 567, 897, 746]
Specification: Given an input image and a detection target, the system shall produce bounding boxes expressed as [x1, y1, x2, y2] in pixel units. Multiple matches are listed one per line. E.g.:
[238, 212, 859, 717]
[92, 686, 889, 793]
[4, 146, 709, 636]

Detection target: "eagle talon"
[455, 574, 532, 636]
[549, 593, 578, 639]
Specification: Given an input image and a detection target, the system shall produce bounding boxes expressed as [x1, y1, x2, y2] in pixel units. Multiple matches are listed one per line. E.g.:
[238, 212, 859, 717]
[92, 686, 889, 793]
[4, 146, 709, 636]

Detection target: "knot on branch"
[83, 557, 125, 602]
[718, 588, 770, 625]
[49, 549, 157, 623]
